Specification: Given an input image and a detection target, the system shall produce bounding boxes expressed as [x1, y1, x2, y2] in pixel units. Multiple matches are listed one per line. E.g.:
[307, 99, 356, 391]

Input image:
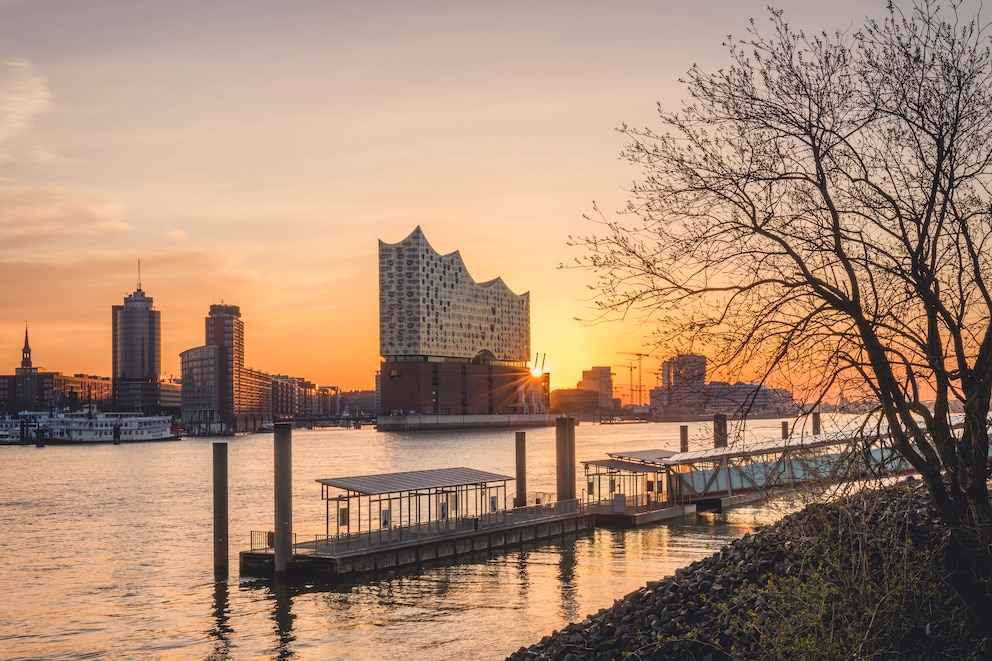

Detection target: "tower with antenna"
[112, 261, 162, 413]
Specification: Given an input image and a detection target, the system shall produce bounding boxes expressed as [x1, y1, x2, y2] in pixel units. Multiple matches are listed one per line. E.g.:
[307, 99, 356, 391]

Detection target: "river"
[1, 417, 812, 660]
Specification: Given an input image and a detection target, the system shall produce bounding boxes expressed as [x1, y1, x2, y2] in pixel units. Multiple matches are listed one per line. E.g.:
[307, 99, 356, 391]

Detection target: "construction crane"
[618, 351, 652, 406]
[613, 363, 637, 407]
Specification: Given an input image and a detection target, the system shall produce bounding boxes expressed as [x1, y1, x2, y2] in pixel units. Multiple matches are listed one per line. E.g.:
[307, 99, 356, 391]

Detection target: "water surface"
[1, 419, 806, 660]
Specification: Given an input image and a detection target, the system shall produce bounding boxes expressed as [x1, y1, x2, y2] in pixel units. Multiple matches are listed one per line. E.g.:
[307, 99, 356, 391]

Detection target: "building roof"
[583, 458, 668, 473]
[597, 429, 884, 469]
[316, 466, 513, 496]
[607, 449, 679, 463]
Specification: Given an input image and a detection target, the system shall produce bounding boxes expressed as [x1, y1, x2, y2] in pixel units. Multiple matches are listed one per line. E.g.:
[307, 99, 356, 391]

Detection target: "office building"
[180, 303, 272, 433]
[661, 354, 707, 410]
[578, 366, 615, 410]
[378, 227, 544, 415]
[650, 353, 794, 417]
[112, 279, 166, 413]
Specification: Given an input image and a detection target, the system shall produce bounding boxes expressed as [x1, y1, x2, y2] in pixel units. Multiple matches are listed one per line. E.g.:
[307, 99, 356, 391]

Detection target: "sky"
[0, 0, 882, 397]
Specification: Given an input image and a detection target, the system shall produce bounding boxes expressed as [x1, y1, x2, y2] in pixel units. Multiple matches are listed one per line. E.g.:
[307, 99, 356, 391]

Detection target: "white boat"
[0, 411, 182, 445]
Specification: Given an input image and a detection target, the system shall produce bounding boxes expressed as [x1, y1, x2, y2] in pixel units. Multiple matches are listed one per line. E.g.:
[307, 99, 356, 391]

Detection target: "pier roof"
[602, 430, 882, 469]
[316, 466, 512, 495]
[606, 449, 678, 464]
[584, 458, 667, 473]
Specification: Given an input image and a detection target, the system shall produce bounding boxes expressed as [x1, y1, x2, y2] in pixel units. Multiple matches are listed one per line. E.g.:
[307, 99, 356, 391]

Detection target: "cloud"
[0, 180, 128, 248]
[0, 57, 50, 161]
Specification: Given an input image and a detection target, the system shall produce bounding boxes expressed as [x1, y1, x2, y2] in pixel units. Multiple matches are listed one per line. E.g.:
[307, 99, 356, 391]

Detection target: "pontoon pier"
[240, 467, 592, 579]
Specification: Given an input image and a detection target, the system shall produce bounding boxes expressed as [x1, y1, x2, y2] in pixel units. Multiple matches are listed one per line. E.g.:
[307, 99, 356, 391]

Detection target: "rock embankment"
[508, 483, 984, 660]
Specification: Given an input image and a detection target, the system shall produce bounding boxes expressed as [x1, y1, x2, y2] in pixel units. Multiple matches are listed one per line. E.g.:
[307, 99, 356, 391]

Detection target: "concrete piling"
[515, 431, 527, 507]
[213, 442, 228, 580]
[556, 417, 576, 502]
[274, 422, 293, 580]
[567, 418, 576, 500]
[713, 414, 728, 449]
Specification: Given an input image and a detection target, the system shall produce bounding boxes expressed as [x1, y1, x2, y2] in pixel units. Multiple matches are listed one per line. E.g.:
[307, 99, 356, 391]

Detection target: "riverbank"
[509, 481, 989, 660]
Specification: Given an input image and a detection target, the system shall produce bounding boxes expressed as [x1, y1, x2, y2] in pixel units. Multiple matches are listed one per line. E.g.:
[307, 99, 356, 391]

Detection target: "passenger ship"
[0, 411, 182, 445]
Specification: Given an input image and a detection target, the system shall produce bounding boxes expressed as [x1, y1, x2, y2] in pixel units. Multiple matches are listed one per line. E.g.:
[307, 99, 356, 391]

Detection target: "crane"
[618, 351, 652, 406]
[613, 363, 637, 407]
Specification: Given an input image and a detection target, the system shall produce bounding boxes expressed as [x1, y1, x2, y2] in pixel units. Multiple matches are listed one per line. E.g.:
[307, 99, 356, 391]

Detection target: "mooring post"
[273, 422, 293, 580]
[782, 421, 789, 440]
[812, 411, 821, 436]
[567, 417, 576, 501]
[679, 425, 689, 453]
[213, 442, 229, 580]
[713, 414, 728, 448]
[555, 417, 570, 503]
[515, 431, 527, 507]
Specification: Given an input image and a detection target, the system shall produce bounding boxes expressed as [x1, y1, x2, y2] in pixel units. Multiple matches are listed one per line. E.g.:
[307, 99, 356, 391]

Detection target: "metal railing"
[290, 499, 582, 557]
[248, 530, 298, 551]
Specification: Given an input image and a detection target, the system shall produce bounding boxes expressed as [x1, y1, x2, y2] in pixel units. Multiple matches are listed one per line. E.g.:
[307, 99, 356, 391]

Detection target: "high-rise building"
[578, 366, 615, 410]
[378, 227, 544, 416]
[112, 278, 163, 413]
[660, 354, 707, 409]
[180, 303, 272, 433]
[204, 303, 244, 420]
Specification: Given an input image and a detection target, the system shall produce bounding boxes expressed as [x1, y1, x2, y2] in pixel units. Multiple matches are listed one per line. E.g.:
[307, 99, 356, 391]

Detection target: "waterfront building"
[0, 326, 112, 414]
[578, 366, 615, 410]
[659, 354, 707, 410]
[180, 304, 273, 433]
[338, 389, 377, 418]
[179, 303, 333, 433]
[549, 388, 601, 416]
[112, 277, 170, 414]
[649, 353, 794, 417]
[378, 227, 545, 416]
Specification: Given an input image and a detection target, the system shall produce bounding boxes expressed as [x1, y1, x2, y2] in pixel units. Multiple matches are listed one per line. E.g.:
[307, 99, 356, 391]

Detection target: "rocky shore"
[508, 482, 987, 660]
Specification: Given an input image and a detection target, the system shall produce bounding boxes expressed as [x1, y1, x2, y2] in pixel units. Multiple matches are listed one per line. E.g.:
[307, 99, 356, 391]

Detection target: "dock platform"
[240, 465, 593, 581]
[241, 506, 593, 579]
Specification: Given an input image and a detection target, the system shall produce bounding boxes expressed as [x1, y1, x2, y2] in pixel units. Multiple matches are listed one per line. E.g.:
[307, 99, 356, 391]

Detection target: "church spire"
[21, 323, 32, 369]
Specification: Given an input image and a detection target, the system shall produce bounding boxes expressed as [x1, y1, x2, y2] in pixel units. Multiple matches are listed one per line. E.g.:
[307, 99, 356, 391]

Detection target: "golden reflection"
[206, 580, 232, 661]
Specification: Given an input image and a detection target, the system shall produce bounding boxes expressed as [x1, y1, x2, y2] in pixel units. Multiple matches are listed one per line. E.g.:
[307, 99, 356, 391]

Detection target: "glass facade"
[112, 287, 162, 413]
[379, 226, 529, 363]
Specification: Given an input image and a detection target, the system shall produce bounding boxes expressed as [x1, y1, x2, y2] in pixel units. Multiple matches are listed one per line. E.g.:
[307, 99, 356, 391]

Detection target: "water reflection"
[207, 580, 232, 661]
[556, 544, 579, 622]
[272, 582, 296, 660]
[3, 422, 806, 660]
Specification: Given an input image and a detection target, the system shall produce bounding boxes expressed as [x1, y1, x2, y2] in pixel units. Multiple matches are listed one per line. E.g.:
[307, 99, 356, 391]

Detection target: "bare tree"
[574, 0, 992, 626]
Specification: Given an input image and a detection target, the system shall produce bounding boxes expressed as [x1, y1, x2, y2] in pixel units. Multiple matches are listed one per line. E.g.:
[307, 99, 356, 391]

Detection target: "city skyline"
[0, 0, 878, 391]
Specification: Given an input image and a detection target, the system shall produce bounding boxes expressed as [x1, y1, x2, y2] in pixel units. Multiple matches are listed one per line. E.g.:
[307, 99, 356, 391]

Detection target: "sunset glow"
[0, 0, 874, 393]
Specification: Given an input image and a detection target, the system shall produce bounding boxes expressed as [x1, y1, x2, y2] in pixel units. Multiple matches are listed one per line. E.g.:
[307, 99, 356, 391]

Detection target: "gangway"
[582, 425, 916, 525]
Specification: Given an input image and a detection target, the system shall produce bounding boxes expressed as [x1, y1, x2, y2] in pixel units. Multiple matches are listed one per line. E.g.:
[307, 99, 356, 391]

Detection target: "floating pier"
[239, 466, 591, 580]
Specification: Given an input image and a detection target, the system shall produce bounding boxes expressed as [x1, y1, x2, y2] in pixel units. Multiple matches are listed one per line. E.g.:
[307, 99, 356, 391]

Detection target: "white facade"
[379, 226, 530, 363]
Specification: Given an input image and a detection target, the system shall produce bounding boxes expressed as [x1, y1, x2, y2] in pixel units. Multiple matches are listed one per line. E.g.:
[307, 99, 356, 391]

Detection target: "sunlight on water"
[0, 418, 829, 660]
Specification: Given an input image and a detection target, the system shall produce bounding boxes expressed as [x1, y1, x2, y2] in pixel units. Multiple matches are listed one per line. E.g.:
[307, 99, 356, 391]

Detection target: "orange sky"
[0, 0, 878, 397]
